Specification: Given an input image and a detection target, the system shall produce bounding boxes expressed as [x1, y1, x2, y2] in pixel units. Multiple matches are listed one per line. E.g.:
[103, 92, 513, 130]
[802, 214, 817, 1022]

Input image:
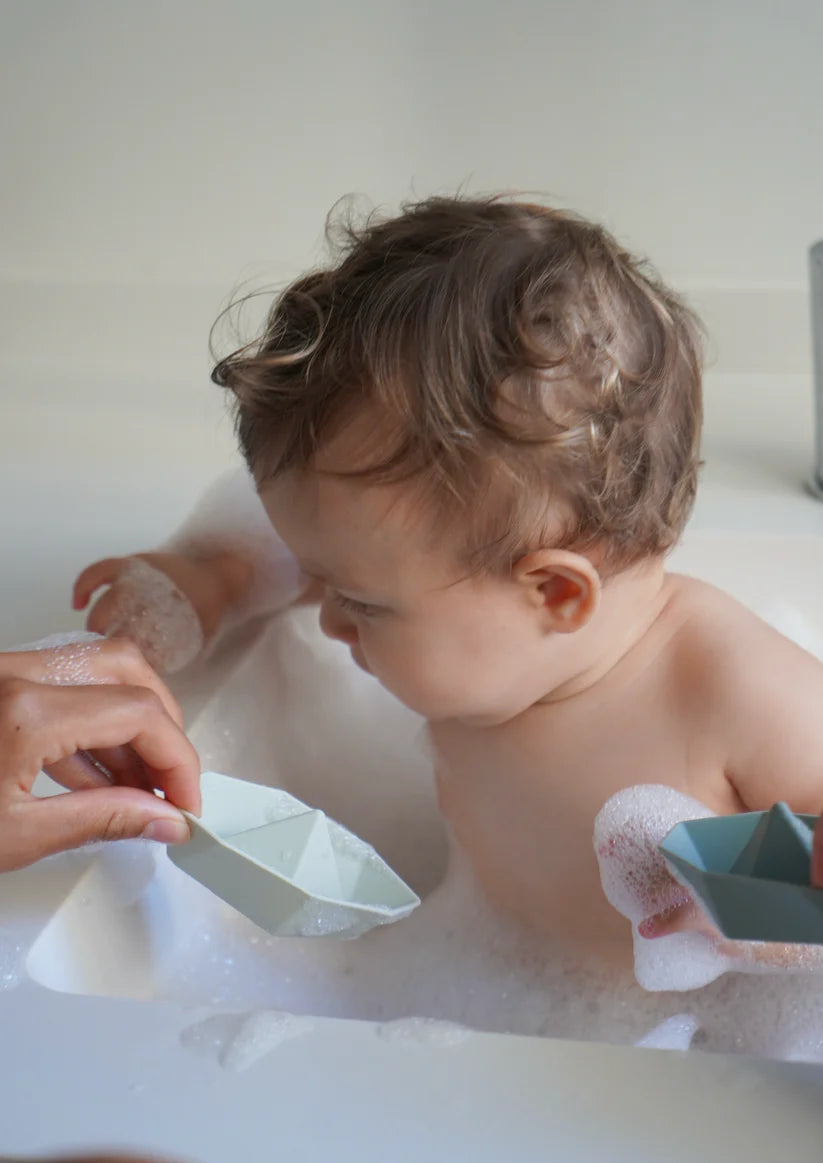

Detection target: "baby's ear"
[514, 550, 601, 633]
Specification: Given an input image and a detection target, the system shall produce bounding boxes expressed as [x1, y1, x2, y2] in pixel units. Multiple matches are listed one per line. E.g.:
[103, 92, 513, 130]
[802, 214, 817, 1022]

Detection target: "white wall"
[3, 0, 823, 285]
[2, 0, 822, 380]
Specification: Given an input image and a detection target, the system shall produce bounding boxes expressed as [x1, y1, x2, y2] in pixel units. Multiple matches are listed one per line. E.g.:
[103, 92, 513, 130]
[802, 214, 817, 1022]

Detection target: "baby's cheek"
[372, 639, 457, 718]
[356, 628, 418, 693]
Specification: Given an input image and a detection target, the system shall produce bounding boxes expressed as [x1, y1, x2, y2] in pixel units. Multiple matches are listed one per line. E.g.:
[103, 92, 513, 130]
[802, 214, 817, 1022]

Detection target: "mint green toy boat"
[169, 771, 420, 939]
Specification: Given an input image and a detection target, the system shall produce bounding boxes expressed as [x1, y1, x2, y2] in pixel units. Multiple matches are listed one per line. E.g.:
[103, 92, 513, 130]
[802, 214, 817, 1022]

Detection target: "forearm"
[73, 469, 311, 675]
[161, 467, 306, 629]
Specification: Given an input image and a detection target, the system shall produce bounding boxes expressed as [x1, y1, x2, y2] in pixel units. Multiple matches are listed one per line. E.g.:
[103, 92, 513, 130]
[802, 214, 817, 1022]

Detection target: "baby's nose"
[319, 595, 359, 646]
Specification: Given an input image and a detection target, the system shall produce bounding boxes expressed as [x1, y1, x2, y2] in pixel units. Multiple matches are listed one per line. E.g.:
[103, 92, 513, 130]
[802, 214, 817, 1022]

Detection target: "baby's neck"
[536, 556, 670, 706]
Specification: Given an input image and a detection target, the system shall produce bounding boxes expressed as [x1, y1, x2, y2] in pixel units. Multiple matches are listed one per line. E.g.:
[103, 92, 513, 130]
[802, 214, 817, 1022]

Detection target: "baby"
[73, 196, 823, 974]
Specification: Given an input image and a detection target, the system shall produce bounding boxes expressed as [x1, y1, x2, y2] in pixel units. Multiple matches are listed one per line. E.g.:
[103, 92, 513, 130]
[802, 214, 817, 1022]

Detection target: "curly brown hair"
[212, 196, 703, 573]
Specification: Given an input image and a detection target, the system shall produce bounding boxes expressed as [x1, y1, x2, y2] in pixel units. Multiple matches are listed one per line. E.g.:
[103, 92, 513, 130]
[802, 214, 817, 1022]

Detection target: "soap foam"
[10, 599, 823, 1064]
[594, 785, 823, 993]
[12, 819, 823, 1063]
[155, 844, 702, 1048]
[15, 630, 104, 685]
[594, 785, 734, 991]
[375, 1017, 473, 1048]
[278, 899, 365, 939]
[181, 1009, 316, 1071]
[163, 608, 823, 1064]
[635, 1013, 700, 1052]
[0, 932, 22, 991]
[105, 558, 204, 674]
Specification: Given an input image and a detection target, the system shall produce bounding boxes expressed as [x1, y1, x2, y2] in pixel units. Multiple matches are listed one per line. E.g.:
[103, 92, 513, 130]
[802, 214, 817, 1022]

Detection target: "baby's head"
[213, 197, 702, 724]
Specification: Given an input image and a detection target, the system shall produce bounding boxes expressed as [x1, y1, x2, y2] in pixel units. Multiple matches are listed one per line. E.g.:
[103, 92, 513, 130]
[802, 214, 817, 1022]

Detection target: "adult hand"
[0, 639, 200, 872]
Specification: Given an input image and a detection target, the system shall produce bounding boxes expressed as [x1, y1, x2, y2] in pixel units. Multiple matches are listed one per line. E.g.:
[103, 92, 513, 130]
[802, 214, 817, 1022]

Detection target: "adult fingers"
[74, 685, 201, 814]
[1, 784, 190, 872]
[93, 638, 186, 728]
[84, 745, 154, 792]
[7, 638, 186, 729]
[45, 751, 115, 792]
[0, 680, 200, 814]
[46, 746, 154, 795]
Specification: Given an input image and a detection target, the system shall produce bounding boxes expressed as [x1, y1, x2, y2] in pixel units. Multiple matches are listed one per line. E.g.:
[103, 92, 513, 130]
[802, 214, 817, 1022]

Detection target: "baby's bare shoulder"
[664, 573, 823, 681]
[664, 569, 823, 725]
[663, 575, 823, 809]
[666, 573, 771, 642]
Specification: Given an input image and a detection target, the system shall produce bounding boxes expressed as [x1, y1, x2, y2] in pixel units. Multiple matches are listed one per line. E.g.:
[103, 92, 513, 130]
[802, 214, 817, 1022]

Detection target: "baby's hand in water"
[72, 552, 251, 674]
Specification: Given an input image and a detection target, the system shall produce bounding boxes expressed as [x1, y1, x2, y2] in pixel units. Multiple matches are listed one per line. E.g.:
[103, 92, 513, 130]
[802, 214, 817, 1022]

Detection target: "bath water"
[14, 476, 823, 1066]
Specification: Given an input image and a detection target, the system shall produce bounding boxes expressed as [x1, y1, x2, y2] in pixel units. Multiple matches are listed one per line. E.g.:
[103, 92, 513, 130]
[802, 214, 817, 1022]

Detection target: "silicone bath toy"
[168, 771, 420, 939]
[659, 802, 823, 943]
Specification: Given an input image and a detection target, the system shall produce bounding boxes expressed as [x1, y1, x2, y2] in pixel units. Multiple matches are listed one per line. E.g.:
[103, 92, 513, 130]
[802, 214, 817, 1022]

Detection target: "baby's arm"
[724, 611, 823, 919]
[73, 551, 251, 672]
[73, 469, 312, 673]
[718, 613, 823, 817]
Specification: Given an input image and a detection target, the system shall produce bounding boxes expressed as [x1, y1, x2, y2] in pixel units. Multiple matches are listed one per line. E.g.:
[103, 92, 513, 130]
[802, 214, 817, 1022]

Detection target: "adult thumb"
[13, 786, 190, 867]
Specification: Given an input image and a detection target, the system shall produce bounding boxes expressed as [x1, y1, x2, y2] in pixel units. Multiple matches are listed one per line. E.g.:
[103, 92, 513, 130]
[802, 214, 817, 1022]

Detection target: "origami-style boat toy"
[168, 771, 420, 939]
[659, 802, 823, 944]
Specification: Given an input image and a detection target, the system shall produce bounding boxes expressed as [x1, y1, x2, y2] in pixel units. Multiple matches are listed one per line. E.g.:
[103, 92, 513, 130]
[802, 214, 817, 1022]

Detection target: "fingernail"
[142, 817, 190, 845]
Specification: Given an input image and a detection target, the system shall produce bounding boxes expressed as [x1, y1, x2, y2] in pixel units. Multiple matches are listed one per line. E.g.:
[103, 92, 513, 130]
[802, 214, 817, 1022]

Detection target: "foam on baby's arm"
[79, 469, 306, 674]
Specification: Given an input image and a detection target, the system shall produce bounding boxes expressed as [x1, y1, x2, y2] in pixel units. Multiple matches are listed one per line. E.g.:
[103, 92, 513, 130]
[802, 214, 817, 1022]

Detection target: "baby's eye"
[332, 591, 385, 618]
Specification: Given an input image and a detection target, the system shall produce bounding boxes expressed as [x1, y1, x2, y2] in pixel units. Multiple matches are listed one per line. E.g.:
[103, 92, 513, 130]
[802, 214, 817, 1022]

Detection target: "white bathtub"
[4, 375, 823, 1159]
